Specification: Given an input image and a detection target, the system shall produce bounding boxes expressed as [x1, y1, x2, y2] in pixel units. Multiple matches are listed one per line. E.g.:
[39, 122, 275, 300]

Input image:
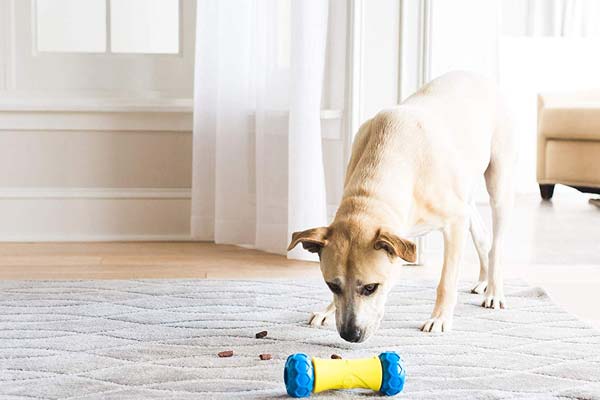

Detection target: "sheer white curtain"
[502, 0, 600, 37]
[192, 0, 329, 260]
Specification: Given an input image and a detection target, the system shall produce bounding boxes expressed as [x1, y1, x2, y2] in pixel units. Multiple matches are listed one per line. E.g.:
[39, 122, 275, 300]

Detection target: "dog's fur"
[288, 72, 517, 342]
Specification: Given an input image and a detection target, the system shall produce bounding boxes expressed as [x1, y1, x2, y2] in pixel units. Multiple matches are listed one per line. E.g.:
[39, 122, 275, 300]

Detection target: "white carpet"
[1, 279, 599, 399]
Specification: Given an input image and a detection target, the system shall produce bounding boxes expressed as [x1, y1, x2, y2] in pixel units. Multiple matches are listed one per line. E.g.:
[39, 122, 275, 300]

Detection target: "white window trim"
[1, 0, 195, 101]
[399, 0, 432, 102]
[344, 0, 363, 167]
[32, 0, 184, 56]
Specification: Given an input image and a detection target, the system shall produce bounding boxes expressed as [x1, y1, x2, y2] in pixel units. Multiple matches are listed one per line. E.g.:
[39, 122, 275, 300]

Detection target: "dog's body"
[288, 71, 517, 342]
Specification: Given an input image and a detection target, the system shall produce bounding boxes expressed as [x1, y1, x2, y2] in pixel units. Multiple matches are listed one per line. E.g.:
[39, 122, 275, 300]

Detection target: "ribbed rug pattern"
[1, 279, 599, 399]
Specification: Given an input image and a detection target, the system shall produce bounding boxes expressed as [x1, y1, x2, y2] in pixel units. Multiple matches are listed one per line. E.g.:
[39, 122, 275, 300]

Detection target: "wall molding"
[344, 0, 364, 165]
[0, 97, 193, 132]
[0, 0, 16, 91]
[0, 187, 191, 199]
[399, 0, 432, 101]
[0, 103, 344, 135]
[0, 97, 193, 113]
[417, 0, 432, 87]
[0, 234, 194, 242]
[0, 110, 193, 132]
[0, 1, 7, 90]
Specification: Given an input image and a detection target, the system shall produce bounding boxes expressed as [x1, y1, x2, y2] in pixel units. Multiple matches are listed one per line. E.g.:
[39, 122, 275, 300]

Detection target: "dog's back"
[403, 71, 502, 174]
[345, 72, 510, 206]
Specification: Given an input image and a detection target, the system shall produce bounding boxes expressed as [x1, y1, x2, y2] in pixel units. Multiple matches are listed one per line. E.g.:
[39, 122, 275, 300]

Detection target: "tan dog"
[288, 72, 517, 342]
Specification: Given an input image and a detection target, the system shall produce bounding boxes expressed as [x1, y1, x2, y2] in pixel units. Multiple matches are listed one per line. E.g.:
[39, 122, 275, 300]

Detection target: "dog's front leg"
[308, 301, 336, 327]
[421, 217, 469, 333]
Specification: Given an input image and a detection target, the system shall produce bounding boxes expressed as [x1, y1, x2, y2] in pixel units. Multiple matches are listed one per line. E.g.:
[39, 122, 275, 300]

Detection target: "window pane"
[36, 0, 106, 52]
[111, 0, 179, 54]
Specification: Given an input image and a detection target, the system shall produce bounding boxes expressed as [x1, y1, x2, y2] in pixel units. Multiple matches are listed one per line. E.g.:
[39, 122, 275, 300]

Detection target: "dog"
[287, 71, 517, 343]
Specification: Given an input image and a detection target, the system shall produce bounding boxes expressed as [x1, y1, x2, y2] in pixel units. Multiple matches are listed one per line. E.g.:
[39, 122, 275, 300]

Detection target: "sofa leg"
[539, 184, 555, 200]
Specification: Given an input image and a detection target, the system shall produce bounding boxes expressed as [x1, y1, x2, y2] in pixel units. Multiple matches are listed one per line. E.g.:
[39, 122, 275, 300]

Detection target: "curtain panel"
[192, 0, 330, 260]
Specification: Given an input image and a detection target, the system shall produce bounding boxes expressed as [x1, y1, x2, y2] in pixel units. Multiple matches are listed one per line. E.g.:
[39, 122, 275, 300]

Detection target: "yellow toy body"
[312, 356, 382, 392]
[284, 352, 405, 397]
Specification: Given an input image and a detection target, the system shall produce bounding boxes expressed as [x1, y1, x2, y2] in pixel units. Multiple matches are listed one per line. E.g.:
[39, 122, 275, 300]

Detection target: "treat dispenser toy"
[284, 352, 405, 397]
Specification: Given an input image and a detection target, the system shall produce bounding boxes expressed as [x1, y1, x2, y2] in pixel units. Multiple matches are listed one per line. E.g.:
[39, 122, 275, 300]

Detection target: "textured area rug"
[1, 279, 599, 400]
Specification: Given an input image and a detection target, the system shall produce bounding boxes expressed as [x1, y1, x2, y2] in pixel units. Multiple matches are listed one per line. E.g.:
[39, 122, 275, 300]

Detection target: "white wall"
[0, 0, 195, 240]
[0, 0, 406, 241]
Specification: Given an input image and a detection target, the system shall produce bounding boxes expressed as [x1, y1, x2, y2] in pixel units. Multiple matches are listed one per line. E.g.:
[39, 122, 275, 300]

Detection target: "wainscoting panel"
[0, 102, 193, 240]
[0, 189, 191, 241]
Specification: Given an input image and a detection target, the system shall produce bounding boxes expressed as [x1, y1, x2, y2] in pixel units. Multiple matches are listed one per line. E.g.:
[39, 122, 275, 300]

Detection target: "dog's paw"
[308, 302, 335, 327]
[421, 315, 453, 333]
[470, 280, 488, 294]
[308, 311, 331, 327]
[482, 295, 506, 309]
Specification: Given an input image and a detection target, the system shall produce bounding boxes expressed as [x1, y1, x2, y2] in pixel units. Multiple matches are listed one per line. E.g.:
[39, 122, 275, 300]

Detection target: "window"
[35, 0, 180, 54]
[5, 0, 194, 96]
[36, 0, 106, 53]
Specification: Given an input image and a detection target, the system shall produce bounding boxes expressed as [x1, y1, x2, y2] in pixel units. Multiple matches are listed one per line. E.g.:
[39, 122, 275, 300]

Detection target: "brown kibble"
[255, 330, 268, 339]
[331, 354, 342, 359]
[259, 353, 272, 360]
[218, 350, 234, 358]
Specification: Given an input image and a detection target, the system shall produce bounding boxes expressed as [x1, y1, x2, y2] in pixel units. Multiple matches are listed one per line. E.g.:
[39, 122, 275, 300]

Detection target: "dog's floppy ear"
[374, 228, 416, 262]
[287, 227, 329, 254]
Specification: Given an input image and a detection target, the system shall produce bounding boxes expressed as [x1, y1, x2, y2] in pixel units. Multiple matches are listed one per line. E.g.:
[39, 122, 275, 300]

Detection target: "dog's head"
[288, 220, 416, 343]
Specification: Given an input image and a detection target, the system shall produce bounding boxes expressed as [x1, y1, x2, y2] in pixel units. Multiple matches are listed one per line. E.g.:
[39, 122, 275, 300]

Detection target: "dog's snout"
[340, 323, 363, 343]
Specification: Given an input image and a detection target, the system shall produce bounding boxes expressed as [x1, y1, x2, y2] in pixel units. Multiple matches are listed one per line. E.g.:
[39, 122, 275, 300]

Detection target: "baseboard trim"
[0, 187, 192, 199]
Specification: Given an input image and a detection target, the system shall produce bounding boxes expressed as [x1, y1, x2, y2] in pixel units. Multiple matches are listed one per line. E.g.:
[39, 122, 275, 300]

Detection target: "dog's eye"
[326, 282, 342, 295]
[360, 283, 379, 296]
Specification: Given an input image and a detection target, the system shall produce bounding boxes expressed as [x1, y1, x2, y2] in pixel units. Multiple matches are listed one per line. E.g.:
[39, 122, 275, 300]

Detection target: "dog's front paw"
[308, 302, 335, 327]
[481, 293, 506, 310]
[482, 286, 506, 309]
[470, 280, 488, 294]
[308, 311, 331, 327]
[421, 315, 453, 333]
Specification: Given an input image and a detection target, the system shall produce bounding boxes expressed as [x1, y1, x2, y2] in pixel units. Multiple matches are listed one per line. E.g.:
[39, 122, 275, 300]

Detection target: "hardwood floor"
[0, 189, 598, 328]
[0, 242, 319, 279]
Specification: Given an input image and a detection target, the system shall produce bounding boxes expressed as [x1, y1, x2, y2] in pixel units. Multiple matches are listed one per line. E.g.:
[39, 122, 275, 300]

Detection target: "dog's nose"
[340, 326, 363, 343]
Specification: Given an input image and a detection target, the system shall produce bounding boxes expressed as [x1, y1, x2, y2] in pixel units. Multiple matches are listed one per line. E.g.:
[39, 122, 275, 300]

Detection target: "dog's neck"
[333, 191, 409, 231]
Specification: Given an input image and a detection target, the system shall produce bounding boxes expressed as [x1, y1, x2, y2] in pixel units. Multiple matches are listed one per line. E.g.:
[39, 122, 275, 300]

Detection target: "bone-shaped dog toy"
[284, 352, 405, 397]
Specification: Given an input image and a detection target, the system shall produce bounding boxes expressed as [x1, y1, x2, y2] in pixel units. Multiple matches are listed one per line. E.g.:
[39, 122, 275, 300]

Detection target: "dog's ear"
[374, 228, 416, 262]
[287, 227, 329, 254]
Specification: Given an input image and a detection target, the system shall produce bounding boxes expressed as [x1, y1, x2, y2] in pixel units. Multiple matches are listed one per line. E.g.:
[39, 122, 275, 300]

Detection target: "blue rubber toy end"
[284, 353, 314, 398]
[378, 351, 406, 396]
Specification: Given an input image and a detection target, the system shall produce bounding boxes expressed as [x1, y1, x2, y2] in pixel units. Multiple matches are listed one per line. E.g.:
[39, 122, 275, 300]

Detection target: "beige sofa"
[537, 92, 600, 199]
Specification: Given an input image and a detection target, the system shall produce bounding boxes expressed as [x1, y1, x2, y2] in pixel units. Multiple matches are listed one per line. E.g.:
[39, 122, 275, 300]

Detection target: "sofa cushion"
[545, 140, 600, 185]
[539, 93, 600, 140]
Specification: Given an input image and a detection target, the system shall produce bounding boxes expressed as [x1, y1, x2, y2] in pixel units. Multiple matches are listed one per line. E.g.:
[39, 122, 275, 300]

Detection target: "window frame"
[32, 0, 183, 56]
[2, 0, 195, 98]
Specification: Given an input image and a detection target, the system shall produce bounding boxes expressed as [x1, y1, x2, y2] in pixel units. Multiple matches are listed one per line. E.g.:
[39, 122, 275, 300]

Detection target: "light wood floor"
[0, 190, 598, 328]
[0, 242, 320, 280]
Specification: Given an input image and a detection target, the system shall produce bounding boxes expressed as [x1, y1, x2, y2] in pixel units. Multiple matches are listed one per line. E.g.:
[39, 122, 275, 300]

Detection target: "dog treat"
[330, 354, 342, 359]
[255, 330, 268, 339]
[217, 350, 234, 358]
[259, 353, 272, 360]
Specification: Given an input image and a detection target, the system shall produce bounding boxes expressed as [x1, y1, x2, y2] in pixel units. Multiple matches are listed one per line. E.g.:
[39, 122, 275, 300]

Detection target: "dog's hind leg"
[308, 301, 336, 327]
[469, 202, 490, 294]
